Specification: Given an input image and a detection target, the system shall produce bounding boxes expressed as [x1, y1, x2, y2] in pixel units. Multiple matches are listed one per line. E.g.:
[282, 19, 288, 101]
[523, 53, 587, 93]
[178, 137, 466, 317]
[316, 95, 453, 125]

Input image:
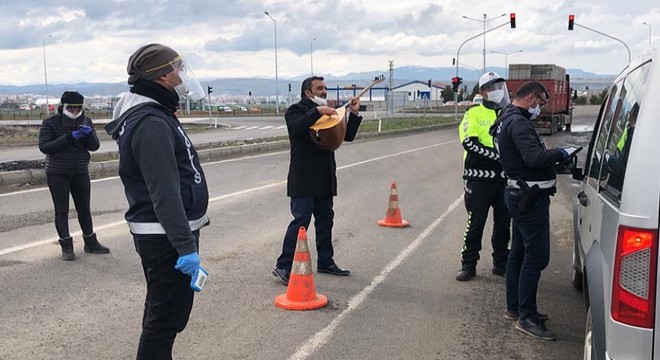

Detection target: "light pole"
[643, 22, 652, 45]
[42, 34, 53, 113]
[310, 38, 316, 76]
[462, 13, 506, 74]
[490, 50, 523, 78]
[264, 11, 280, 115]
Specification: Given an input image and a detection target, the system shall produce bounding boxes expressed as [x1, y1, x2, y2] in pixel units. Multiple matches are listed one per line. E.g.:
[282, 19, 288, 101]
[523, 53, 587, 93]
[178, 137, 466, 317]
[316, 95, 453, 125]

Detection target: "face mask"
[311, 96, 327, 106]
[486, 89, 504, 104]
[63, 107, 82, 119]
[528, 105, 541, 120]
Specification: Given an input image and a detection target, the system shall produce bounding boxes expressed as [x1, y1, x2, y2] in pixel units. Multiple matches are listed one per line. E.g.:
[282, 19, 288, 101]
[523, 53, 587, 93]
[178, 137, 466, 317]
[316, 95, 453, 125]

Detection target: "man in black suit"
[273, 76, 362, 285]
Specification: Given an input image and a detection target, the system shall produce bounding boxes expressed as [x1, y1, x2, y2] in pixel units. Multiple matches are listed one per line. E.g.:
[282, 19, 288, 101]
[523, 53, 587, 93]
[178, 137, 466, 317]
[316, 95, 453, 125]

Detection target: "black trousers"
[133, 232, 198, 360]
[460, 180, 511, 271]
[46, 172, 94, 239]
[276, 196, 335, 271]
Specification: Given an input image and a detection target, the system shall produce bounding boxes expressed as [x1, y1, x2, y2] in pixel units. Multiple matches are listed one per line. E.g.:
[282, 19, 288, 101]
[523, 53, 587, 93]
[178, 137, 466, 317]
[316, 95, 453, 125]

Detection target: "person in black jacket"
[491, 81, 570, 341]
[38, 91, 109, 261]
[272, 76, 362, 285]
[104, 44, 209, 359]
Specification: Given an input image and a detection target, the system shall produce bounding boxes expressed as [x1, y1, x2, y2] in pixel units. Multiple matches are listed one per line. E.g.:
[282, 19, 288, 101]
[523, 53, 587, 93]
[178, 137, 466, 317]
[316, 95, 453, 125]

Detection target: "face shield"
[164, 56, 206, 101]
[481, 80, 511, 108]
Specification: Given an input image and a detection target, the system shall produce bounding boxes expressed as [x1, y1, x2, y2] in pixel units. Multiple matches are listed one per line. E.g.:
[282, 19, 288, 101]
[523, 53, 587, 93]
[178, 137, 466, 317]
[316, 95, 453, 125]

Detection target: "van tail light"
[611, 226, 658, 328]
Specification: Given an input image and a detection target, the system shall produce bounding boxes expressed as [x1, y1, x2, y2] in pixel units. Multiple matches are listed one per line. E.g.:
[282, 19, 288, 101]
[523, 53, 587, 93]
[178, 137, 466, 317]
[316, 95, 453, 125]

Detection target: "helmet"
[479, 71, 505, 89]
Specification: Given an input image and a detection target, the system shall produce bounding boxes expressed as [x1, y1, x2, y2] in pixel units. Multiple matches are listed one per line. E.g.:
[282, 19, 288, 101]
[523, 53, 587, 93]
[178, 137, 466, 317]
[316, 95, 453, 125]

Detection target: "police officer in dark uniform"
[491, 81, 570, 341]
[456, 72, 511, 281]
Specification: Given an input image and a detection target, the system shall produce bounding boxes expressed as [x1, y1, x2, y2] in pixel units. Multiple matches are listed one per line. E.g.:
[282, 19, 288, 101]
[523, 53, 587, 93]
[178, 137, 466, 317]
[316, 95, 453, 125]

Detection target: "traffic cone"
[274, 227, 328, 311]
[378, 180, 410, 228]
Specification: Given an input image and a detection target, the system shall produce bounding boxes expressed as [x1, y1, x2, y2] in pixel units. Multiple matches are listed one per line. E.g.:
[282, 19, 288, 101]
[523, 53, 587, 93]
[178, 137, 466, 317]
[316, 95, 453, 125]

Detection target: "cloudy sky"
[1, 0, 658, 86]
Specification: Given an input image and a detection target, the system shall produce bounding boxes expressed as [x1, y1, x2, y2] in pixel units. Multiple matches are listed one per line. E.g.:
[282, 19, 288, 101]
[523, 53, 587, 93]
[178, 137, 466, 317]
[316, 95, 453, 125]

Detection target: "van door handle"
[577, 191, 589, 207]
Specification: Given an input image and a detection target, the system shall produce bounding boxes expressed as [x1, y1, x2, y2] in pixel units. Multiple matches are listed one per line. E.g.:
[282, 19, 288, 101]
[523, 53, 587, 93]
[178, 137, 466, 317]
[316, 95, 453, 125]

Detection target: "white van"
[572, 45, 658, 359]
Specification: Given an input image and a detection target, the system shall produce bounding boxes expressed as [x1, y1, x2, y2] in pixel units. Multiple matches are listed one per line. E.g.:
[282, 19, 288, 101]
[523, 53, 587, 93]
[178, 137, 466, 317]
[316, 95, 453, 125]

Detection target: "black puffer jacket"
[38, 112, 100, 174]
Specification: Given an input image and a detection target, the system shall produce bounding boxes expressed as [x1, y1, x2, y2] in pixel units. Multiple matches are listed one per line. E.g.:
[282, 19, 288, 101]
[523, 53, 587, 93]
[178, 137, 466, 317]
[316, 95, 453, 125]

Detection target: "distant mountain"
[0, 66, 615, 97]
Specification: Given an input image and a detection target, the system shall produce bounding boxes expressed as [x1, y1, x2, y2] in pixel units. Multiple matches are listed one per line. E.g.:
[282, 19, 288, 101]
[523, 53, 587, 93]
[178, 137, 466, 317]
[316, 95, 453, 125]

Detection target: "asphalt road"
[0, 106, 599, 359]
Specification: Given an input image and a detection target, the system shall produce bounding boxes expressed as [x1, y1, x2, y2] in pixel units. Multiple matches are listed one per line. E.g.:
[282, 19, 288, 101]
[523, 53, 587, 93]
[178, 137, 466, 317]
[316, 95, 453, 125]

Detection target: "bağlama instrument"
[309, 75, 385, 152]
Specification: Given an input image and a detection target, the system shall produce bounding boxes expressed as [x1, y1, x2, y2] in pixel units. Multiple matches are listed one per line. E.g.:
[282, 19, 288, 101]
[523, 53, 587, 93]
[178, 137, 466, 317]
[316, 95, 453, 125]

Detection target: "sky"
[1, 0, 659, 86]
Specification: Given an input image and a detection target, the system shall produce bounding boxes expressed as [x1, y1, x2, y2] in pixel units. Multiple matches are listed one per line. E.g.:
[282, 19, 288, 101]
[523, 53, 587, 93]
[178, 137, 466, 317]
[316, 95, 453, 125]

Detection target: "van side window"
[598, 62, 651, 203]
[586, 84, 620, 188]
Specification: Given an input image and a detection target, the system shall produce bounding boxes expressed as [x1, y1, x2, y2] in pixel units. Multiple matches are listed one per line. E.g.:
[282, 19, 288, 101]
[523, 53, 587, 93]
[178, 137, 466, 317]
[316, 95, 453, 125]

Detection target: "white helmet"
[478, 71, 510, 108]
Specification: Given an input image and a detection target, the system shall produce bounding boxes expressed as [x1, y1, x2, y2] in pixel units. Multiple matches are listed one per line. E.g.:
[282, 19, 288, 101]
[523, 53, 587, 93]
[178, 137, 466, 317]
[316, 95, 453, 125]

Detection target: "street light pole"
[310, 38, 316, 76]
[462, 13, 506, 74]
[42, 34, 53, 113]
[490, 50, 523, 78]
[264, 11, 280, 115]
[643, 22, 652, 45]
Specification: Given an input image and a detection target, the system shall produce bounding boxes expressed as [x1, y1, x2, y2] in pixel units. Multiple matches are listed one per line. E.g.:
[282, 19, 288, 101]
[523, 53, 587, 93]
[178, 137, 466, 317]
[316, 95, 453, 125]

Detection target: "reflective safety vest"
[458, 104, 505, 181]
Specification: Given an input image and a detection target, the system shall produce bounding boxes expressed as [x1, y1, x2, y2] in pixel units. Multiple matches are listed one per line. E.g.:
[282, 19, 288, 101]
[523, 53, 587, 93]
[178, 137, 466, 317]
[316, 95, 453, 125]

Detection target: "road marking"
[287, 196, 463, 360]
[232, 126, 247, 130]
[0, 141, 455, 256]
[260, 125, 275, 129]
[244, 126, 260, 130]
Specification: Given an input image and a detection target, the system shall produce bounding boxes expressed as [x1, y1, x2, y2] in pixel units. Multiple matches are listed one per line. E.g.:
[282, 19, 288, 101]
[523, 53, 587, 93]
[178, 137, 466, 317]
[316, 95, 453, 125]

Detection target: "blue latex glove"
[78, 125, 93, 135]
[557, 148, 569, 161]
[175, 252, 200, 277]
[71, 128, 85, 140]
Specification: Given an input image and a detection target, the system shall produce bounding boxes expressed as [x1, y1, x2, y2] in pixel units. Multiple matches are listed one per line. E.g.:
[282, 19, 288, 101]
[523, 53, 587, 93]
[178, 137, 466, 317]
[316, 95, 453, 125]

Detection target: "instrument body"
[308, 75, 384, 152]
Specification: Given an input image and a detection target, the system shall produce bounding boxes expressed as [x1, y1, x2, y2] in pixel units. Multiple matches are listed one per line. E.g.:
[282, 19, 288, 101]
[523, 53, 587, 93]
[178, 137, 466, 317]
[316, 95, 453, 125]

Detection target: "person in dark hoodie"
[272, 76, 362, 285]
[490, 81, 570, 341]
[38, 91, 109, 261]
[104, 44, 209, 359]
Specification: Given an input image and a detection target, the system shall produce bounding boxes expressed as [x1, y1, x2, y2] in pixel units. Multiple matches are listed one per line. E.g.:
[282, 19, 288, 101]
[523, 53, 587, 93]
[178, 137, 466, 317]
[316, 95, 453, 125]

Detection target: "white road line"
[260, 125, 275, 129]
[244, 126, 260, 130]
[0, 141, 455, 256]
[232, 126, 247, 130]
[275, 125, 287, 129]
[287, 196, 463, 360]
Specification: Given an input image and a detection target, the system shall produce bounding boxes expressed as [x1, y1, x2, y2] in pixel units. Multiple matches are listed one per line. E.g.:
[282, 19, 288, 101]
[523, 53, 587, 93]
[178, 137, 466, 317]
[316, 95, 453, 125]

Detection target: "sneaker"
[505, 309, 549, 321]
[492, 267, 506, 276]
[272, 268, 290, 285]
[455, 269, 476, 281]
[515, 318, 556, 341]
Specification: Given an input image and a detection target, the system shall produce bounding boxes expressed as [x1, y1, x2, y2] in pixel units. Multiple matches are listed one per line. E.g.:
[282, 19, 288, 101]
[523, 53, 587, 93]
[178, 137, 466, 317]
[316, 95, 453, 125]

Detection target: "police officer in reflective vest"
[456, 72, 512, 281]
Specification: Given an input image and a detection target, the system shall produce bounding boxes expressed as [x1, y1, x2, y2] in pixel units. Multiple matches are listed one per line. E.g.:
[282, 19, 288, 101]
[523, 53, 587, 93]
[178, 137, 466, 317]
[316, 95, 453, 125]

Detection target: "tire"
[565, 123, 572, 132]
[583, 307, 596, 360]
[573, 268, 584, 290]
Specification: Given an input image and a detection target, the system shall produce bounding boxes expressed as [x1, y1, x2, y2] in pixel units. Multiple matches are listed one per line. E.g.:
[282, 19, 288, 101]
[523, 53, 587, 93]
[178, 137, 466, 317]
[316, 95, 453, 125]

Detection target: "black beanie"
[127, 43, 180, 85]
[60, 91, 84, 105]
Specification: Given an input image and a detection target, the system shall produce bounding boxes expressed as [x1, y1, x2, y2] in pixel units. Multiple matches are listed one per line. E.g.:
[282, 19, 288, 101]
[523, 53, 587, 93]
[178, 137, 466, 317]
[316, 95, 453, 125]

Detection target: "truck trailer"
[507, 64, 573, 135]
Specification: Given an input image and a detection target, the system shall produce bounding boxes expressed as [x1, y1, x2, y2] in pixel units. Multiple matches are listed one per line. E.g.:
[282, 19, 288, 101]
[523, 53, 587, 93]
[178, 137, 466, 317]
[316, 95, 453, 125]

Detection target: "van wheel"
[583, 308, 595, 360]
[572, 268, 583, 290]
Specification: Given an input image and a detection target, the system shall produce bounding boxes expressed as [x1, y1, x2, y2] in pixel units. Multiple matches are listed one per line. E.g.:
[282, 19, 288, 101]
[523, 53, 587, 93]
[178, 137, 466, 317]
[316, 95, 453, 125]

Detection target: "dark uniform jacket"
[38, 112, 100, 174]
[285, 98, 362, 197]
[105, 100, 209, 256]
[491, 104, 565, 184]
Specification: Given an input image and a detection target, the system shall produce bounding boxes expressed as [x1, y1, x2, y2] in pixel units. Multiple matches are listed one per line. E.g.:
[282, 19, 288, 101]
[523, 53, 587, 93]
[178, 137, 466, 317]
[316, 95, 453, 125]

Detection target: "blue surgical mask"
[528, 105, 541, 120]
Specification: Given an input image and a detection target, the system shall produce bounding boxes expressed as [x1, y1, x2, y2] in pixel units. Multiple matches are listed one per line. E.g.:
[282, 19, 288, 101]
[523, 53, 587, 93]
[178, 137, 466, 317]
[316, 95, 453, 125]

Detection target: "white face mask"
[311, 96, 327, 106]
[486, 89, 504, 104]
[528, 105, 541, 120]
[63, 106, 82, 119]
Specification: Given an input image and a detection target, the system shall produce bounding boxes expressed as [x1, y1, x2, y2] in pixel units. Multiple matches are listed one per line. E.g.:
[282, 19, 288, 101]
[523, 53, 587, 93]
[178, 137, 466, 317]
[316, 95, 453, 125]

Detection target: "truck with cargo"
[507, 64, 573, 135]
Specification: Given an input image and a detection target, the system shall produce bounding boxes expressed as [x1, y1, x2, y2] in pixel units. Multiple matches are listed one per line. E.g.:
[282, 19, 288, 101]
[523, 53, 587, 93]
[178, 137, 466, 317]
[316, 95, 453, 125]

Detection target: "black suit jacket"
[285, 98, 362, 197]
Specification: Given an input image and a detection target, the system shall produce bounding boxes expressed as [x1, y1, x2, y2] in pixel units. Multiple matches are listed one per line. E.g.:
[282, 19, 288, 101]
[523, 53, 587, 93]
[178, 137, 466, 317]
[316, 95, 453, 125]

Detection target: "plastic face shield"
[167, 56, 206, 101]
[482, 80, 511, 108]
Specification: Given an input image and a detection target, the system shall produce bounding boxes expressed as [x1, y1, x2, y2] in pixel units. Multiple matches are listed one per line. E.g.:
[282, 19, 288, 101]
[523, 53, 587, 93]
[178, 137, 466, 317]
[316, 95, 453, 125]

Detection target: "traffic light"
[288, 83, 292, 92]
[451, 77, 462, 92]
[568, 15, 574, 30]
[249, 91, 252, 96]
[510, 13, 516, 29]
[428, 79, 432, 88]
[207, 86, 213, 95]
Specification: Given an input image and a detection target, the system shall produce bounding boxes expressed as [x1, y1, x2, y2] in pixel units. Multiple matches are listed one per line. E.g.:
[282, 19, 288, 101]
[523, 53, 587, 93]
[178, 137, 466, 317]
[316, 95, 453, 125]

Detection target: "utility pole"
[388, 60, 394, 117]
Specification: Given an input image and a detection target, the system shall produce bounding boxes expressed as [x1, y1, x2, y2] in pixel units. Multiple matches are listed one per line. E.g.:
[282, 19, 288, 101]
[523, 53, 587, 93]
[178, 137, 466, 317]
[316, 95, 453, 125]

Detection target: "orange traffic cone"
[274, 227, 328, 310]
[378, 180, 410, 228]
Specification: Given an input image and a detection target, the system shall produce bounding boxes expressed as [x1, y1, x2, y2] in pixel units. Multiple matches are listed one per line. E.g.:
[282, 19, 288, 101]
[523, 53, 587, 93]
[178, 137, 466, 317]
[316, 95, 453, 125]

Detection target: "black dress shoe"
[318, 264, 351, 276]
[272, 268, 290, 285]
